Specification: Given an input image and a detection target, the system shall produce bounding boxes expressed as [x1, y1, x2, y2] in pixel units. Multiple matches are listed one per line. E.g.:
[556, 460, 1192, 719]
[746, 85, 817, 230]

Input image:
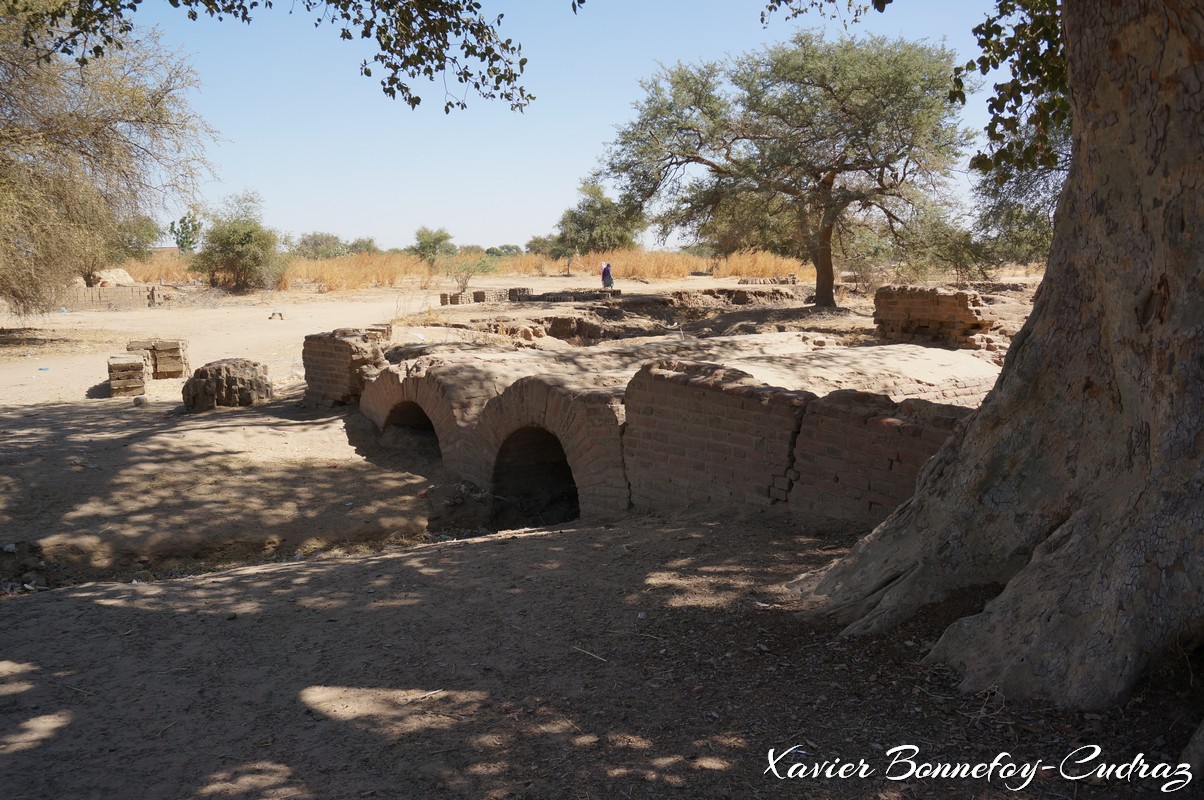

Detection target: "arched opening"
[380, 401, 441, 460]
[490, 426, 580, 530]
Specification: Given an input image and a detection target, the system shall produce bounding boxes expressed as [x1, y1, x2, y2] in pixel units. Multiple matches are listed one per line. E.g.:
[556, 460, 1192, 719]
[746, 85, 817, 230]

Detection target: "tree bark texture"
[790, 0, 1204, 711]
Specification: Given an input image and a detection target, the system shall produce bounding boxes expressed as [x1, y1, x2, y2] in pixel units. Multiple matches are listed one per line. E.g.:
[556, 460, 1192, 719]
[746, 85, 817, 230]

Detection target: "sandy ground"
[2, 278, 1195, 799]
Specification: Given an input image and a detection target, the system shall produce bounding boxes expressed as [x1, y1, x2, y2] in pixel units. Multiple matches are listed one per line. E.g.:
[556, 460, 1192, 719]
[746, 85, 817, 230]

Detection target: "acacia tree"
[601, 33, 969, 307]
[0, 18, 211, 313]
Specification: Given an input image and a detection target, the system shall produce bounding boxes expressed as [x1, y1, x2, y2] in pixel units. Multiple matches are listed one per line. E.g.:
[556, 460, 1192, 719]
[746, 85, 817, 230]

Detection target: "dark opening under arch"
[380, 401, 441, 460]
[490, 425, 580, 530]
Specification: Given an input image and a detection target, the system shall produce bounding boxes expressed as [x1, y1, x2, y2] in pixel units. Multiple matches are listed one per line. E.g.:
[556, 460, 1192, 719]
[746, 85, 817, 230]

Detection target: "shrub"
[195, 217, 284, 290]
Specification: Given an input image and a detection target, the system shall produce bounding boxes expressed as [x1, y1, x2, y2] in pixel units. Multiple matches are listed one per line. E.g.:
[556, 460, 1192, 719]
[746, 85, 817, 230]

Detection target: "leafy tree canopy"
[409, 226, 456, 268]
[601, 32, 970, 306]
[10, 0, 588, 112]
[0, 12, 212, 314]
[549, 182, 644, 259]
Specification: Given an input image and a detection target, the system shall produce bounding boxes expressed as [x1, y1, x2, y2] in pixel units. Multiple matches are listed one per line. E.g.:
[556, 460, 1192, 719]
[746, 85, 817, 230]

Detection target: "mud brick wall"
[302, 325, 391, 407]
[439, 288, 533, 306]
[55, 285, 150, 311]
[874, 286, 997, 349]
[623, 360, 814, 509]
[788, 390, 972, 525]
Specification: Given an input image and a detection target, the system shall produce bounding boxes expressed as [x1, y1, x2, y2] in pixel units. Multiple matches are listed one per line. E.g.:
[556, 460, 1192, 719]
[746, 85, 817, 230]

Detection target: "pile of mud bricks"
[874, 286, 997, 349]
[106, 339, 188, 396]
[440, 288, 531, 306]
[302, 324, 392, 407]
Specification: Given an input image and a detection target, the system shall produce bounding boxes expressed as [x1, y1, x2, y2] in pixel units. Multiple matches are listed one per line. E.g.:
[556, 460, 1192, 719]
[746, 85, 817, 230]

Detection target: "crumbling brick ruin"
[350, 333, 995, 530]
[787, 391, 971, 524]
[874, 285, 999, 350]
[302, 325, 392, 407]
[623, 361, 811, 509]
[182, 359, 273, 412]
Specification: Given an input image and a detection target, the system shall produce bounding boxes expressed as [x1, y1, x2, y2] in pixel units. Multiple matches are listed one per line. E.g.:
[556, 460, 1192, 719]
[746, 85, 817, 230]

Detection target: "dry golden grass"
[286, 251, 429, 290]
[123, 249, 196, 283]
[122, 247, 818, 290]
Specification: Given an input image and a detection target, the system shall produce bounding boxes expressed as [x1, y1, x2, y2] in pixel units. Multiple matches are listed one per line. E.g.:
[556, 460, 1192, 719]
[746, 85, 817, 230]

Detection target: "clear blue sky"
[136, 0, 999, 251]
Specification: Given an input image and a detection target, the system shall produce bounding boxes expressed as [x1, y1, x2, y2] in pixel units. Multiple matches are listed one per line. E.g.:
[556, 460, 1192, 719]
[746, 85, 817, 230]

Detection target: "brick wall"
[874, 285, 1000, 350]
[623, 360, 814, 510]
[54, 285, 150, 311]
[788, 390, 971, 525]
[301, 324, 391, 407]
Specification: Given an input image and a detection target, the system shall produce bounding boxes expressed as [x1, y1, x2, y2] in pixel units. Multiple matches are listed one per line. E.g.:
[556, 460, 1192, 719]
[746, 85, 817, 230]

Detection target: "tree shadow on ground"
[2, 513, 1198, 799]
[0, 393, 438, 583]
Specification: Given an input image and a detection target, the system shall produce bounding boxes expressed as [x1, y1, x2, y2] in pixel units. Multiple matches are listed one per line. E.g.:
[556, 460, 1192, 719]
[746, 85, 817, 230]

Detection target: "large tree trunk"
[790, 0, 1204, 717]
[811, 221, 837, 307]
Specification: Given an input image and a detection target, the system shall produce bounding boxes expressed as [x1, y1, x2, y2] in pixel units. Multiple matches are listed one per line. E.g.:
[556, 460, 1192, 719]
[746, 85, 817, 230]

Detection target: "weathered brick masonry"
[623, 360, 814, 510]
[55, 285, 153, 311]
[350, 339, 988, 525]
[874, 285, 999, 350]
[787, 391, 972, 525]
[302, 325, 391, 407]
[466, 374, 629, 515]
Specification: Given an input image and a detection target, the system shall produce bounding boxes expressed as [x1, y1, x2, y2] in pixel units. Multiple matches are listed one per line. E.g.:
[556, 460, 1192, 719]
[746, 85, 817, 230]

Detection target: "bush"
[444, 254, 497, 293]
[195, 217, 284, 290]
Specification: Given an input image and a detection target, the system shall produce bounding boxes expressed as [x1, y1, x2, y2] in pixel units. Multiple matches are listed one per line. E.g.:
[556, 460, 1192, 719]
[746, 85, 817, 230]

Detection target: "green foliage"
[169, 211, 203, 254]
[458, 244, 486, 256]
[16, 0, 594, 112]
[486, 244, 522, 257]
[552, 182, 644, 257]
[444, 254, 497, 294]
[292, 232, 350, 260]
[194, 193, 284, 291]
[0, 16, 212, 314]
[409, 227, 456, 268]
[110, 215, 161, 264]
[348, 237, 380, 255]
[601, 32, 969, 306]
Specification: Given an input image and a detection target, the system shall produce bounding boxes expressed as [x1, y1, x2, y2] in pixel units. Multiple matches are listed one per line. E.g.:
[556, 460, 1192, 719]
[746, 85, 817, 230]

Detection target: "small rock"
[2, 543, 17, 554]
[132, 395, 148, 406]
[19, 571, 49, 589]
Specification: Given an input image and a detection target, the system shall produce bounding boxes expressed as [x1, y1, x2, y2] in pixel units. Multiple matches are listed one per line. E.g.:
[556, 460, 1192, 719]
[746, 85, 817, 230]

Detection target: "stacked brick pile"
[787, 391, 971, 525]
[438, 288, 533, 306]
[302, 324, 392, 407]
[127, 339, 188, 379]
[107, 354, 146, 397]
[874, 285, 999, 349]
[623, 360, 814, 509]
[737, 274, 798, 285]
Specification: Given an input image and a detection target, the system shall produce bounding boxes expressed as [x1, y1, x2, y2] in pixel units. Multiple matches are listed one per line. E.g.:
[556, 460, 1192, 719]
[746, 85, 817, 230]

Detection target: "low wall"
[54, 285, 152, 311]
[623, 360, 813, 509]
[301, 325, 391, 407]
[874, 285, 998, 349]
[787, 391, 972, 525]
[353, 342, 987, 527]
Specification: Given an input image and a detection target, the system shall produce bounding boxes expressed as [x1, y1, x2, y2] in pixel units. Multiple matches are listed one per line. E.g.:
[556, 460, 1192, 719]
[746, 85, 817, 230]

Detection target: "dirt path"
[5, 513, 1195, 799]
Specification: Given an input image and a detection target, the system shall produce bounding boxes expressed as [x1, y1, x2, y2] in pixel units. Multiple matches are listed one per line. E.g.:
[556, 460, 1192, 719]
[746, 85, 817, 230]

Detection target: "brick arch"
[471, 375, 629, 516]
[359, 364, 469, 473]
